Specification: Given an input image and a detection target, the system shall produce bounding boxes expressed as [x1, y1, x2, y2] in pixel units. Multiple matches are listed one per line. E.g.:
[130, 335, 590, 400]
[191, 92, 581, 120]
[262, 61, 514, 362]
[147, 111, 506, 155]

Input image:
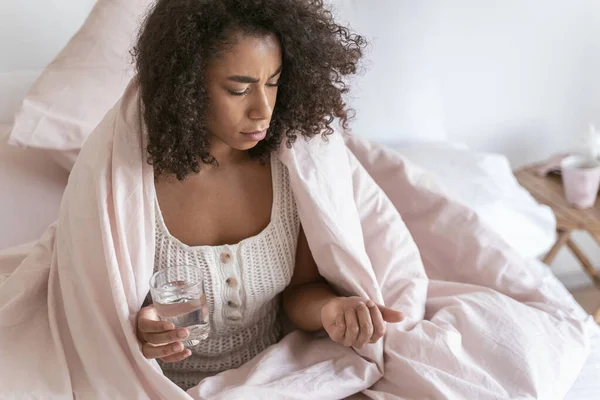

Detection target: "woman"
[133, 0, 403, 390]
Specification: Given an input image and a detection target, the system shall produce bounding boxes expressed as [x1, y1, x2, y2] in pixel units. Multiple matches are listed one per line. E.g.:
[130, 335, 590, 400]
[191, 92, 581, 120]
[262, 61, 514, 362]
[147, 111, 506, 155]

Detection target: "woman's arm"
[282, 225, 338, 331]
[282, 226, 403, 348]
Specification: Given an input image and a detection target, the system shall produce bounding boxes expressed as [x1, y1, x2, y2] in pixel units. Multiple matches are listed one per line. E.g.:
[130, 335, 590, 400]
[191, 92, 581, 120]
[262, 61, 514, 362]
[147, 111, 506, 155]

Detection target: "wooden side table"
[514, 165, 600, 323]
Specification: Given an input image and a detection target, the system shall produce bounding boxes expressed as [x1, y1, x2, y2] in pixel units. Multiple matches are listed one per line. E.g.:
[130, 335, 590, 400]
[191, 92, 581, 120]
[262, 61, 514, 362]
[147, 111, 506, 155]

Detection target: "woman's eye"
[229, 89, 249, 96]
[228, 82, 279, 96]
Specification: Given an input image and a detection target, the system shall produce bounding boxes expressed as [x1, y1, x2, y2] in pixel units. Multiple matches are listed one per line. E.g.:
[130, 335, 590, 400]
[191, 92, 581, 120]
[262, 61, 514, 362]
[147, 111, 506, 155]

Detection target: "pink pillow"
[8, 0, 154, 170]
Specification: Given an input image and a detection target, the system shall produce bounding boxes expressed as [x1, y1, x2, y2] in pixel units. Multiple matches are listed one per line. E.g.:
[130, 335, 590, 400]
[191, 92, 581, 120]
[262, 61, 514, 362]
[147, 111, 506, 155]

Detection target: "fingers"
[142, 341, 187, 360]
[355, 302, 373, 349]
[159, 349, 192, 363]
[143, 327, 189, 346]
[325, 313, 346, 343]
[139, 319, 174, 334]
[343, 308, 360, 347]
[137, 304, 191, 346]
[368, 302, 386, 343]
[323, 297, 402, 349]
[137, 305, 193, 361]
[377, 304, 404, 323]
[137, 305, 174, 334]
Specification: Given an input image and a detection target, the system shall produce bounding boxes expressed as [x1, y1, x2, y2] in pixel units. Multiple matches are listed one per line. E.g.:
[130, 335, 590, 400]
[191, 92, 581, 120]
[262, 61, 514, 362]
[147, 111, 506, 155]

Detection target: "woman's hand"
[137, 305, 192, 362]
[321, 297, 403, 349]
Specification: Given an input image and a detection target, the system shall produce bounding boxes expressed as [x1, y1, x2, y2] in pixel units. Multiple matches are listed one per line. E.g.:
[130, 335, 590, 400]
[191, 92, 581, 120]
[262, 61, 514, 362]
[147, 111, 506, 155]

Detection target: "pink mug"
[561, 155, 600, 209]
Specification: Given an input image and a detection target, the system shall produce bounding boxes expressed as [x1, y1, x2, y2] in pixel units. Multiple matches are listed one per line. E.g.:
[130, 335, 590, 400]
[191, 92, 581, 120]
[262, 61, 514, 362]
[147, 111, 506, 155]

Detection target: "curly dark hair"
[133, 0, 366, 180]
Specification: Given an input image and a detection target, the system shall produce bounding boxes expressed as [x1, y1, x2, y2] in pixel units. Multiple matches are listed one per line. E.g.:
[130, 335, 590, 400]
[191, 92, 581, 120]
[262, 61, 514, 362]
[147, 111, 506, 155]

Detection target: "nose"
[247, 88, 273, 121]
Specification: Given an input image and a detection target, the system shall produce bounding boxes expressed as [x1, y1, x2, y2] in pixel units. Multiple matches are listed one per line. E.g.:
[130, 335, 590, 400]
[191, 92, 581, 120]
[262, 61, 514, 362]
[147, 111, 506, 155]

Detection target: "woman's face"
[205, 32, 283, 152]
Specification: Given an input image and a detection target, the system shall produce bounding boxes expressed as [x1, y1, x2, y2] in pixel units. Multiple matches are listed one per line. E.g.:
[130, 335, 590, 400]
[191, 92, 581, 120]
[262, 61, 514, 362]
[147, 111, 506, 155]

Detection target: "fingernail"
[184, 350, 192, 357]
[163, 323, 173, 330]
[173, 342, 183, 352]
[177, 329, 189, 339]
[366, 301, 375, 307]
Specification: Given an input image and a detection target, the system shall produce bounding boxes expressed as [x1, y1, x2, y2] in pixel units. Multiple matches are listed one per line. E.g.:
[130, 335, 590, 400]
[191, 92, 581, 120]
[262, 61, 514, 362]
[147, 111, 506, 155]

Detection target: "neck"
[208, 136, 249, 167]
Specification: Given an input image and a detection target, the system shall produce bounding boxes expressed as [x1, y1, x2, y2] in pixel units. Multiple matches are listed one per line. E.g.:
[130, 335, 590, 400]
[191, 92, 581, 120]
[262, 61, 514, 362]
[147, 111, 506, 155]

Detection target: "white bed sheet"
[526, 257, 600, 399]
[566, 334, 600, 400]
[0, 123, 67, 250]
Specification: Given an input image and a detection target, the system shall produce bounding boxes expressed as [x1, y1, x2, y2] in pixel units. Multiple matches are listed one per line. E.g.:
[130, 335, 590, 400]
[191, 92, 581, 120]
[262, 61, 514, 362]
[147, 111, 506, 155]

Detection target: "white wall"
[0, 0, 94, 71]
[435, 0, 599, 169]
[331, 1, 448, 144]
[0, 0, 95, 121]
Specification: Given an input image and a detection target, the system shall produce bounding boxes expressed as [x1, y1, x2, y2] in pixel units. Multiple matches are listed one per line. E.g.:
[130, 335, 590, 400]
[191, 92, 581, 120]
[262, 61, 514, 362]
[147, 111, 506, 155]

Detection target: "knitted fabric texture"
[153, 157, 300, 390]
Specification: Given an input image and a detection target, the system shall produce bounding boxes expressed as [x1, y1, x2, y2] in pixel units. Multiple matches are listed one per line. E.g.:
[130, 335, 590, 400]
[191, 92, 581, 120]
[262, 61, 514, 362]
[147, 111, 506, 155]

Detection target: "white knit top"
[153, 156, 300, 390]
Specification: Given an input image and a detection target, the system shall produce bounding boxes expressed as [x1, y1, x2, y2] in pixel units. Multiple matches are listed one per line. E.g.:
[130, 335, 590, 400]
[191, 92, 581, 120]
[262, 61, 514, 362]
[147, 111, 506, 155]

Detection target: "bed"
[1, 115, 598, 397]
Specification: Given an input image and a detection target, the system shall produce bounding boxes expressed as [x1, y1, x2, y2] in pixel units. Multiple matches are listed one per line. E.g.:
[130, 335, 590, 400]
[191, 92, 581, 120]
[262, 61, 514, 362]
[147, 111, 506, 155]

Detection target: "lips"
[240, 128, 268, 141]
[241, 128, 268, 135]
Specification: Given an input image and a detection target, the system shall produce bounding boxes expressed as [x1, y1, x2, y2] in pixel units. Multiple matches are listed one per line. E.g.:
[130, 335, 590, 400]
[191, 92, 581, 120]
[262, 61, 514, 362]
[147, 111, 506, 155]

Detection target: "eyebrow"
[227, 65, 283, 83]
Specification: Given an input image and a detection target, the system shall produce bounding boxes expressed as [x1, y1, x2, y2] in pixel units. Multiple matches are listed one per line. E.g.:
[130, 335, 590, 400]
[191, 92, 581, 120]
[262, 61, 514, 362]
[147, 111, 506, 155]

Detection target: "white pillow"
[393, 142, 557, 259]
[7, 0, 154, 170]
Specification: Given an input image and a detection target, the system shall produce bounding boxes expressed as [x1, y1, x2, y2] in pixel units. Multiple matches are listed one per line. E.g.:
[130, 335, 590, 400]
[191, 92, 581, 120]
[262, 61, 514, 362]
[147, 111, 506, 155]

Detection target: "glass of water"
[149, 265, 210, 346]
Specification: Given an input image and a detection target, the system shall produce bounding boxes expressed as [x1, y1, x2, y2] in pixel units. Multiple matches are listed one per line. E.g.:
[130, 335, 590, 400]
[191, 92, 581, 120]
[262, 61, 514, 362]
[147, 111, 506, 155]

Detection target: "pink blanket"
[0, 80, 597, 399]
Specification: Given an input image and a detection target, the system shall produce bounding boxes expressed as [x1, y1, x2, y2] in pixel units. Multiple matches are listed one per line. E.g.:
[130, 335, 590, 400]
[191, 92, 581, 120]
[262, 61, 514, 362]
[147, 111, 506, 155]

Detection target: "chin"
[212, 131, 265, 152]
[230, 132, 267, 150]
[231, 139, 261, 151]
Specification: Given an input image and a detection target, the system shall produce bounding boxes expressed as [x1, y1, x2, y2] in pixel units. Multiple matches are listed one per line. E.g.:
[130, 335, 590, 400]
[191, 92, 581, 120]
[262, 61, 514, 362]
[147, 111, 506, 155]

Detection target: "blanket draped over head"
[0, 80, 597, 399]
